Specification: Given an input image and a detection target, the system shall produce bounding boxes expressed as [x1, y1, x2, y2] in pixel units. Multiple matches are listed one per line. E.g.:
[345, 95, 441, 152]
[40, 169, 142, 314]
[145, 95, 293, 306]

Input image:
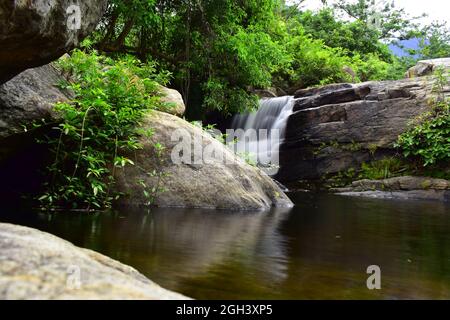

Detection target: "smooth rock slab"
[0, 223, 189, 300]
[337, 190, 450, 202]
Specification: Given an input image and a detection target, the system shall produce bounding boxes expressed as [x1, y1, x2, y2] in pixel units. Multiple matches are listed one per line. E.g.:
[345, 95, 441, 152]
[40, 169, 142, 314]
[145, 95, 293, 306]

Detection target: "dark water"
[1, 193, 450, 299]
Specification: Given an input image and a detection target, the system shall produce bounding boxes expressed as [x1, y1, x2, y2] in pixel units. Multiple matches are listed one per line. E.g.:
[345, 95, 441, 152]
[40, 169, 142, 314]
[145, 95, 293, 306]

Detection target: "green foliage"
[39, 49, 167, 210]
[293, 8, 392, 61]
[359, 158, 410, 180]
[396, 68, 450, 167]
[93, 0, 416, 118]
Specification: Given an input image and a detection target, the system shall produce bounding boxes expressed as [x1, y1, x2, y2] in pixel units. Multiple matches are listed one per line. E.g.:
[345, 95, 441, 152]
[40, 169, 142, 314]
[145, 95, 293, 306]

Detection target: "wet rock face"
[277, 78, 446, 182]
[0, 0, 107, 84]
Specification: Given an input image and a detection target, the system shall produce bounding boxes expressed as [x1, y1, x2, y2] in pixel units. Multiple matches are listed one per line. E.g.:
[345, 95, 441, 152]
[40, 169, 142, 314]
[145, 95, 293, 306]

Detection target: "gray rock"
[406, 58, 450, 78]
[333, 176, 450, 202]
[277, 76, 449, 182]
[158, 85, 186, 116]
[0, 223, 189, 300]
[0, 64, 70, 140]
[0, 0, 107, 84]
[333, 176, 449, 192]
[115, 111, 294, 210]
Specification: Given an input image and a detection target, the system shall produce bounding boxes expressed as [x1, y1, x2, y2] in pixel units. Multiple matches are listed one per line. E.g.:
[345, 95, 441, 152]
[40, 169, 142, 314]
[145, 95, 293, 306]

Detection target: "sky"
[288, 0, 450, 25]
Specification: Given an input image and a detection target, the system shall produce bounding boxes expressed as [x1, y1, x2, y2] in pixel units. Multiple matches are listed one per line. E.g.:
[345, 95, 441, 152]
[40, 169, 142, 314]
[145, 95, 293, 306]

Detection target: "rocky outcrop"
[276, 75, 449, 183]
[0, 223, 188, 299]
[332, 176, 450, 202]
[115, 111, 294, 210]
[406, 58, 450, 78]
[0, 0, 107, 84]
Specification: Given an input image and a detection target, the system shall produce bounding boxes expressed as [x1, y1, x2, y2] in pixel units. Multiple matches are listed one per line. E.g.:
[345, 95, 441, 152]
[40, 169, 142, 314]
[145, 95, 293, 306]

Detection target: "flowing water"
[2, 193, 450, 299]
[229, 96, 294, 172]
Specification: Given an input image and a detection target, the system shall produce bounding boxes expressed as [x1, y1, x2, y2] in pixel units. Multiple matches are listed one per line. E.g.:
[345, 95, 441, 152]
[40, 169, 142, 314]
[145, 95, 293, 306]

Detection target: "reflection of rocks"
[52, 207, 292, 290]
[128, 208, 292, 286]
[0, 223, 188, 300]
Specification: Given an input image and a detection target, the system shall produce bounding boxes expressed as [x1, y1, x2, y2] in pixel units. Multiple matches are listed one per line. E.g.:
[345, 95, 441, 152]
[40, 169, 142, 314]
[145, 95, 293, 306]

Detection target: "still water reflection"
[1, 193, 450, 299]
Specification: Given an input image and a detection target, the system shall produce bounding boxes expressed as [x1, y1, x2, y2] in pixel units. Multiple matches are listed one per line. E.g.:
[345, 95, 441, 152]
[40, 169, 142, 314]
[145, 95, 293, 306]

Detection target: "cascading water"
[229, 96, 294, 175]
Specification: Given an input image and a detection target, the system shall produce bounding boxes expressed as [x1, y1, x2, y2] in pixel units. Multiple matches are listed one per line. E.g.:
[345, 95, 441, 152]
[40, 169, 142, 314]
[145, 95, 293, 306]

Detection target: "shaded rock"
[158, 86, 186, 116]
[115, 111, 294, 210]
[277, 77, 448, 182]
[0, 63, 70, 141]
[406, 58, 450, 78]
[0, 223, 189, 300]
[0, 0, 107, 84]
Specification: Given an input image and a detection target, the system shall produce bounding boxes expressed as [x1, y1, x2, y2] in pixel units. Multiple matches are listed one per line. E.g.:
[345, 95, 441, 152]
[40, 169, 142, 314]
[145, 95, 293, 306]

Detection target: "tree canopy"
[88, 0, 450, 117]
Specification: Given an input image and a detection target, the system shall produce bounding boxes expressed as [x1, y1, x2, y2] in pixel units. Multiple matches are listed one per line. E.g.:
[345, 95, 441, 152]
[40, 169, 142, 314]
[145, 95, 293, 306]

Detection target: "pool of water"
[1, 192, 450, 299]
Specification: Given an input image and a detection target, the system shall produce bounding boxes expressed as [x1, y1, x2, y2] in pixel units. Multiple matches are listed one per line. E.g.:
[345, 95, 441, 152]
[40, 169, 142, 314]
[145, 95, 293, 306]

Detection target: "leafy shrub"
[39, 49, 169, 210]
[359, 158, 410, 180]
[396, 68, 450, 167]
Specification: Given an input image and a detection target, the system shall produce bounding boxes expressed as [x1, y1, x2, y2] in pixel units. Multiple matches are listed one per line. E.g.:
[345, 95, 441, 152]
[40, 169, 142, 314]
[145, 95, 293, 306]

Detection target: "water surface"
[1, 193, 450, 299]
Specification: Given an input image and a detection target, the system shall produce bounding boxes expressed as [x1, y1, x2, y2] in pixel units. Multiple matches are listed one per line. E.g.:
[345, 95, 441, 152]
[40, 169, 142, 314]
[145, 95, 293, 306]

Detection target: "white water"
[229, 96, 294, 175]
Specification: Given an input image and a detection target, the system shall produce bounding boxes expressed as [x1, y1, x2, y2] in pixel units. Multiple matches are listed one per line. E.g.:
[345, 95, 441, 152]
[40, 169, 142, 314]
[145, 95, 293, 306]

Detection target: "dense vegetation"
[38, 48, 170, 209]
[91, 0, 450, 117]
[35, 0, 450, 209]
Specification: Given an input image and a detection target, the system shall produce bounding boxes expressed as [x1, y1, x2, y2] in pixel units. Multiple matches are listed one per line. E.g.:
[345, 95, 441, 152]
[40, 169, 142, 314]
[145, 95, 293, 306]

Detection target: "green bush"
[396, 68, 450, 167]
[38, 49, 169, 210]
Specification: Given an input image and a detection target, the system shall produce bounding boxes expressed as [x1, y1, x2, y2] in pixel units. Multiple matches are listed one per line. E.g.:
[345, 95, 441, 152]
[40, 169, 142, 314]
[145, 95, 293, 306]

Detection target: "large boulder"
[0, 63, 70, 140]
[0, 223, 188, 299]
[115, 111, 294, 210]
[0, 0, 107, 84]
[277, 76, 450, 182]
[406, 58, 450, 78]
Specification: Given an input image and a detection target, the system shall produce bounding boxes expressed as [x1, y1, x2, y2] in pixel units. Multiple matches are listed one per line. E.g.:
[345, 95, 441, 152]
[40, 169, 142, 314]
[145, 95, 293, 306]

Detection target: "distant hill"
[389, 38, 424, 58]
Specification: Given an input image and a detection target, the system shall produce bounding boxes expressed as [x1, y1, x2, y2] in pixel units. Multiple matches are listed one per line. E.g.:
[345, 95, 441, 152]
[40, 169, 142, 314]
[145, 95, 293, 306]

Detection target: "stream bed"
[1, 192, 450, 299]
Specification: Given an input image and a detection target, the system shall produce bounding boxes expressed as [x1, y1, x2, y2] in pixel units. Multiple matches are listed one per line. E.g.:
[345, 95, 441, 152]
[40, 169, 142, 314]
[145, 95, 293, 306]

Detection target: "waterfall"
[229, 96, 294, 175]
